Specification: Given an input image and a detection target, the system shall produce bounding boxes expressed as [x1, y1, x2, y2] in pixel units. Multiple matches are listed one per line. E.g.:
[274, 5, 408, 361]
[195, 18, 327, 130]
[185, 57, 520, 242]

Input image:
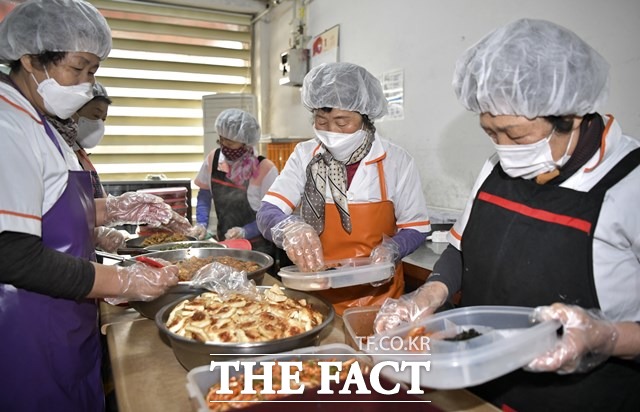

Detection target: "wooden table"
[100, 274, 498, 412]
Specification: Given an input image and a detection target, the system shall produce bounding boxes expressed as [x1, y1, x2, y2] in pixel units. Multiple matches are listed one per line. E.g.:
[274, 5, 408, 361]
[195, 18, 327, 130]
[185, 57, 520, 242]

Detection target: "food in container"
[122, 234, 197, 250]
[136, 249, 273, 282]
[141, 232, 191, 247]
[365, 305, 561, 389]
[186, 343, 431, 412]
[165, 285, 324, 343]
[155, 286, 335, 370]
[204, 357, 363, 410]
[342, 306, 380, 351]
[145, 240, 226, 252]
[125, 249, 274, 319]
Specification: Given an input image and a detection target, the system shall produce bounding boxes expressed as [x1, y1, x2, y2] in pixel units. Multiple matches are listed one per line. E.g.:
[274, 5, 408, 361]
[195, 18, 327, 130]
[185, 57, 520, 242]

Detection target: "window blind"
[88, 0, 253, 182]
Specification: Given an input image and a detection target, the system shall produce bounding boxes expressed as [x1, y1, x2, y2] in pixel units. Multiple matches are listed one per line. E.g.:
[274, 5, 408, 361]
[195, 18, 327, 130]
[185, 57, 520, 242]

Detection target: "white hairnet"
[301, 62, 388, 120]
[0, 0, 112, 64]
[215, 109, 261, 145]
[453, 18, 609, 118]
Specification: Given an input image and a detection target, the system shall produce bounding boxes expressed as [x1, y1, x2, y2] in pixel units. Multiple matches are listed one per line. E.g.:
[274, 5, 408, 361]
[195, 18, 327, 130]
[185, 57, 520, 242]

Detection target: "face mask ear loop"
[564, 130, 575, 158]
[554, 129, 575, 167]
[30, 66, 52, 87]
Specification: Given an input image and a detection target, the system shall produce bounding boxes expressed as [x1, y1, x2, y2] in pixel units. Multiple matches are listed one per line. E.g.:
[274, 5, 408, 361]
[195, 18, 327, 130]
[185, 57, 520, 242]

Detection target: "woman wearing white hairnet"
[375, 19, 640, 411]
[257, 62, 431, 315]
[193, 108, 278, 256]
[0, 1, 184, 409]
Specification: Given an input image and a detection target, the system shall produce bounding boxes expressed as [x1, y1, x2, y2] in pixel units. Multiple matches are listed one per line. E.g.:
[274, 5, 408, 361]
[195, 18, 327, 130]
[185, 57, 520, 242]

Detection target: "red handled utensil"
[95, 251, 166, 268]
[135, 256, 165, 268]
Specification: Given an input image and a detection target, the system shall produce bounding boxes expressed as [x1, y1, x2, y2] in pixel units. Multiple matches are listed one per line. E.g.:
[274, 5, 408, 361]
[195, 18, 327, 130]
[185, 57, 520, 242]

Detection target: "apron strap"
[36, 111, 64, 156]
[589, 147, 640, 195]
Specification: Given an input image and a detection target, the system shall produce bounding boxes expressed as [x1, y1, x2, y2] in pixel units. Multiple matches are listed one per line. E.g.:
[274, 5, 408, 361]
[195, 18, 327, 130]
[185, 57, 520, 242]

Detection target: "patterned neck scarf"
[225, 146, 259, 186]
[46, 115, 78, 147]
[301, 131, 374, 234]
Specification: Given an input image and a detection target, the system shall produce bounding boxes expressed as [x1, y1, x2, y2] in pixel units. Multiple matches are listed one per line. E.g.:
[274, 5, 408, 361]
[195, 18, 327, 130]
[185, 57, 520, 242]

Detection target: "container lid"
[278, 257, 394, 291]
[364, 305, 560, 390]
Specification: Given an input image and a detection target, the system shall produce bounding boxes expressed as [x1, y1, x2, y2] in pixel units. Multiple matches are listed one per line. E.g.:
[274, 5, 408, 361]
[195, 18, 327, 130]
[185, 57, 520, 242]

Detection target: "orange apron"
[316, 161, 404, 315]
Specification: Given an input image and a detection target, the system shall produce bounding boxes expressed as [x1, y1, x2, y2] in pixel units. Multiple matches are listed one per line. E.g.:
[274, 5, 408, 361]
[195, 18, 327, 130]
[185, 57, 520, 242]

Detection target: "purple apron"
[0, 117, 103, 410]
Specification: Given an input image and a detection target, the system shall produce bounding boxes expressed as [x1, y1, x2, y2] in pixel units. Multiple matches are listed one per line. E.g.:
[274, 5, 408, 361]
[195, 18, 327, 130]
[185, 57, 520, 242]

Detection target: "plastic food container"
[365, 306, 560, 390]
[342, 306, 380, 351]
[137, 186, 188, 199]
[278, 258, 394, 291]
[186, 343, 431, 412]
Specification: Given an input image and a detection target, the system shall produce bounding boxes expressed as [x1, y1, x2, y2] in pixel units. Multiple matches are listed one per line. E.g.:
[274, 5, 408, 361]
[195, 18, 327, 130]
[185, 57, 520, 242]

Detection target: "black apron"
[210, 149, 275, 257]
[460, 149, 640, 411]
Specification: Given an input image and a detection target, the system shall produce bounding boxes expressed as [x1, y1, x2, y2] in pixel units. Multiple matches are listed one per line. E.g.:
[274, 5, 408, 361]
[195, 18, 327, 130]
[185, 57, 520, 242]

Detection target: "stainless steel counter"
[403, 241, 448, 271]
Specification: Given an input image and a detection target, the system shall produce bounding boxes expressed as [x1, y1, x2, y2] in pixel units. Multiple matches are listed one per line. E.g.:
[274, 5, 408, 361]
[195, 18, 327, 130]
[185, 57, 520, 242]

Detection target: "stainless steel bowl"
[138, 248, 273, 282]
[155, 286, 335, 370]
[128, 283, 207, 320]
[124, 235, 197, 249]
[126, 248, 273, 319]
[145, 240, 226, 252]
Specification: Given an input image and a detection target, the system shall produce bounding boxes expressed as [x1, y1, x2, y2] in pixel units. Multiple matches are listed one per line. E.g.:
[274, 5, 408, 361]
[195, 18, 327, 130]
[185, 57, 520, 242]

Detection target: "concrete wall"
[258, 0, 640, 217]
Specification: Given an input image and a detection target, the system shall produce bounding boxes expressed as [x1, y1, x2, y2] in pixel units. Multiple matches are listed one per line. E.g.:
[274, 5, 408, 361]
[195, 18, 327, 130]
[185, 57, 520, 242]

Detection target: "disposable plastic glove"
[94, 227, 127, 253]
[104, 193, 173, 228]
[188, 224, 208, 240]
[225, 226, 246, 239]
[368, 236, 400, 286]
[370, 235, 400, 263]
[271, 215, 324, 272]
[106, 258, 179, 305]
[161, 211, 193, 235]
[374, 281, 448, 334]
[526, 303, 618, 374]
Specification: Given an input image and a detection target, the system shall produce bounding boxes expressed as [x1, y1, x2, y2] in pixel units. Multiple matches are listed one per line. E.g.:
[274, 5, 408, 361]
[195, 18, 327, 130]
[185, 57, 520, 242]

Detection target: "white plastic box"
[185, 343, 370, 412]
[278, 258, 394, 291]
[365, 305, 560, 390]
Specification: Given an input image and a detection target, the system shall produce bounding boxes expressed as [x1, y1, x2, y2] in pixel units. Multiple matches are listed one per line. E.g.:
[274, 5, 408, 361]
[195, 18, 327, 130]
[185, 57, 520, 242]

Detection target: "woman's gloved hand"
[106, 258, 178, 305]
[161, 211, 193, 235]
[374, 281, 448, 334]
[526, 304, 619, 374]
[368, 235, 400, 286]
[94, 227, 127, 253]
[271, 216, 324, 272]
[188, 224, 208, 240]
[225, 227, 246, 239]
[370, 235, 400, 263]
[104, 193, 173, 227]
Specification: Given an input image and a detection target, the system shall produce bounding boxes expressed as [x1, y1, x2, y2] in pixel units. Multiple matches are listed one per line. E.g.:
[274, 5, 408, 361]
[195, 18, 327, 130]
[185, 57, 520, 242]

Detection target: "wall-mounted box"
[279, 48, 309, 87]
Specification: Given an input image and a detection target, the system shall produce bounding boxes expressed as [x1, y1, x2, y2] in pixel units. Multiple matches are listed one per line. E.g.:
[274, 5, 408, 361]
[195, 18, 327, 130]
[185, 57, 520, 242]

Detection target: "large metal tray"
[145, 240, 225, 252]
[124, 234, 197, 249]
[155, 286, 335, 370]
[126, 248, 274, 319]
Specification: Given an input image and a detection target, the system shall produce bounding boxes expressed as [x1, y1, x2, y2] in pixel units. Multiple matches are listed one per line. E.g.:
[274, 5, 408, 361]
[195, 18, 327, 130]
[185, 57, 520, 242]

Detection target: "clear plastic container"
[365, 305, 560, 390]
[278, 257, 394, 291]
[185, 343, 371, 412]
[137, 186, 187, 199]
[342, 306, 380, 351]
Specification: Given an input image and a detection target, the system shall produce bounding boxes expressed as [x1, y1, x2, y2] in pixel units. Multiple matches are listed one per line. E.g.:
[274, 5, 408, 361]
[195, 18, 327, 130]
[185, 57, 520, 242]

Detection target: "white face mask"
[494, 128, 574, 179]
[313, 127, 368, 162]
[32, 69, 93, 119]
[76, 117, 105, 149]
